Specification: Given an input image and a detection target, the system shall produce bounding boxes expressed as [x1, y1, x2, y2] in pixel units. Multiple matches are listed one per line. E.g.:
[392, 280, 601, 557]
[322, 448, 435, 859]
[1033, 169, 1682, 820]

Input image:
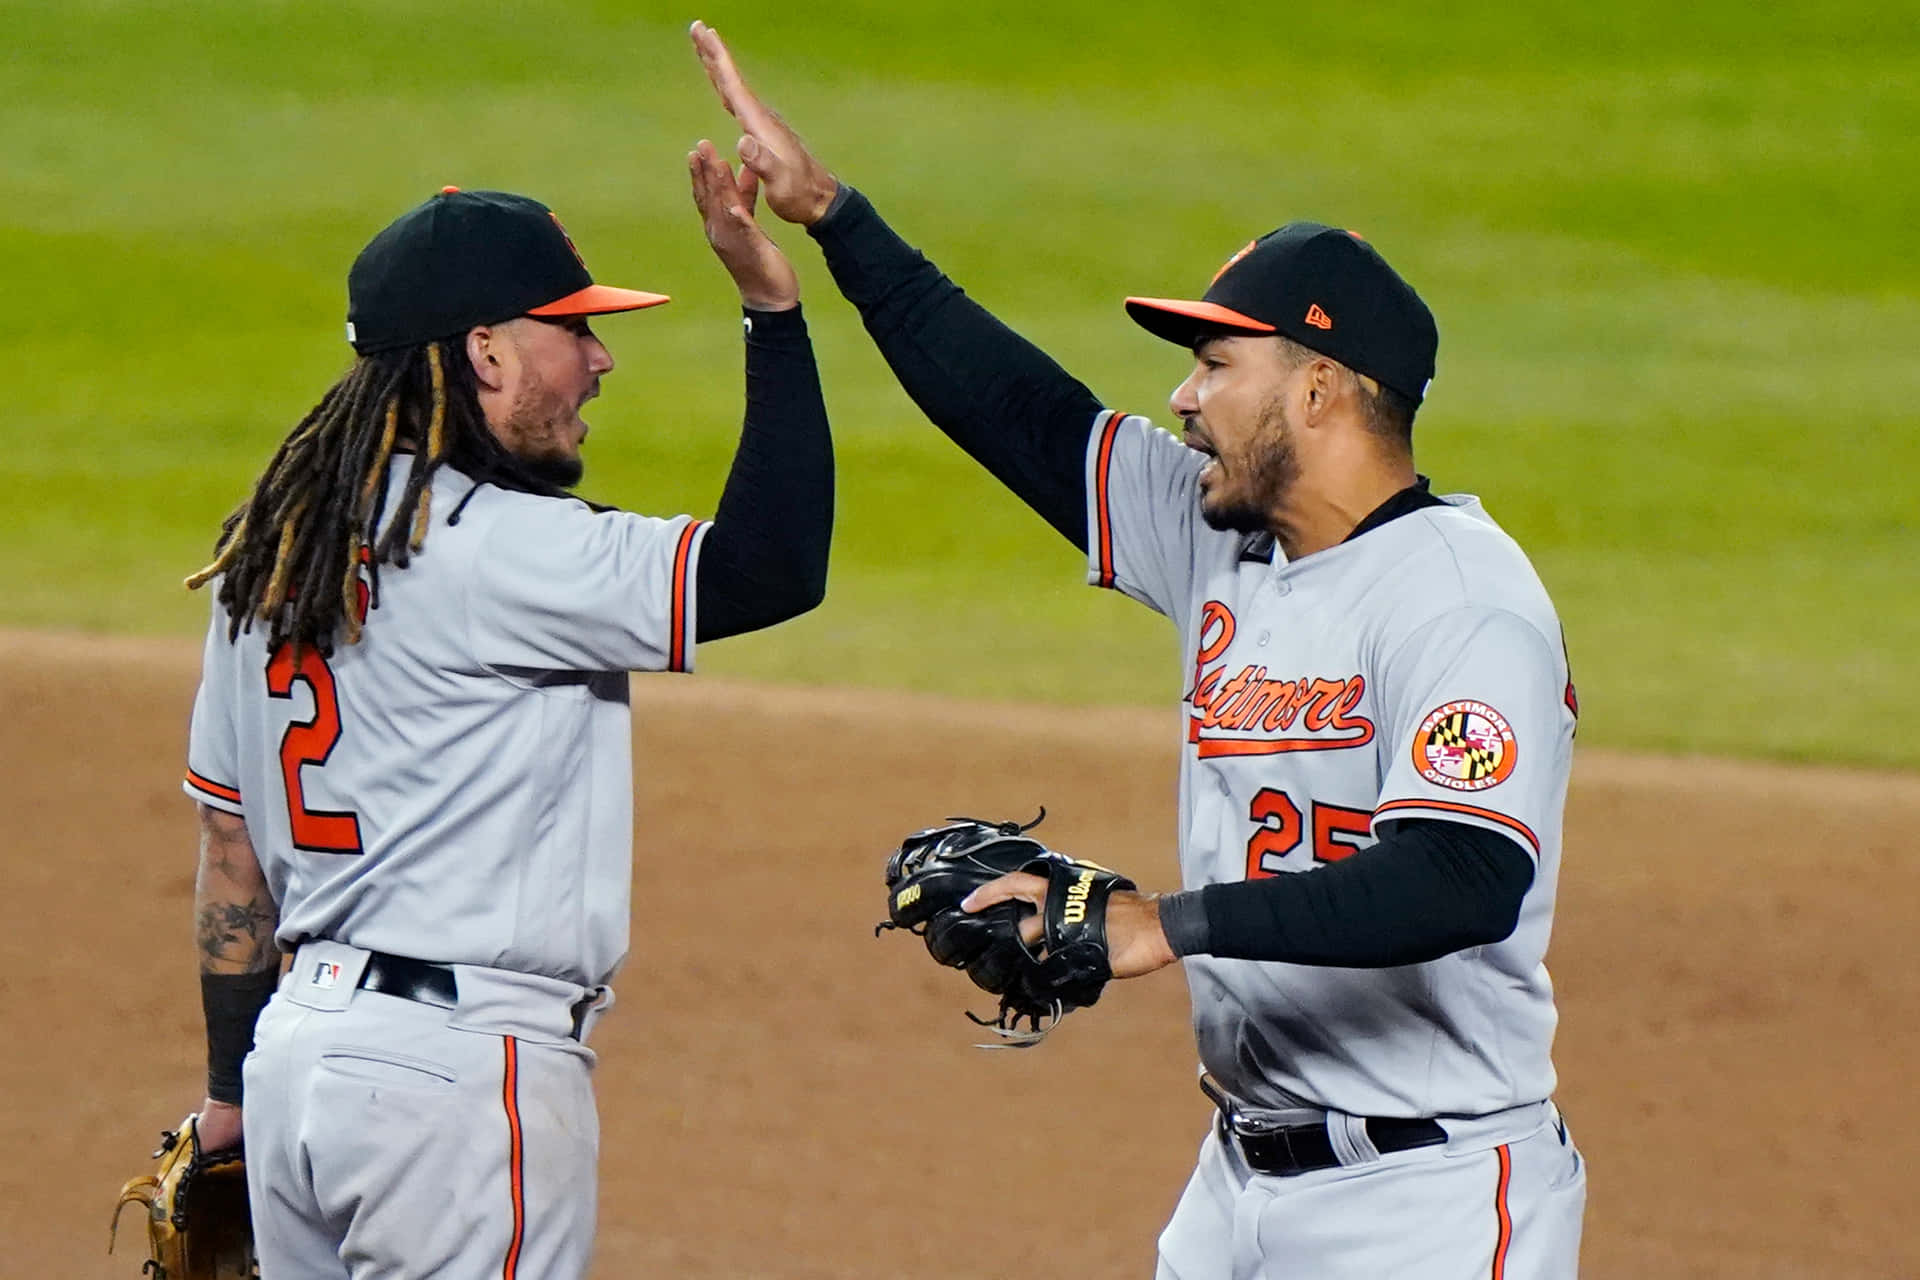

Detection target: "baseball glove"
[110, 1113, 255, 1279]
[876, 809, 1134, 1047]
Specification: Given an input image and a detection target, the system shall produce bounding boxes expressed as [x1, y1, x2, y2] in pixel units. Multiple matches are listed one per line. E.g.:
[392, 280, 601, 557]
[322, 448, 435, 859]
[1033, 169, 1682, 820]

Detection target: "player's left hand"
[688, 138, 800, 312]
[194, 1097, 243, 1153]
[963, 873, 1179, 979]
[112, 1110, 254, 1277]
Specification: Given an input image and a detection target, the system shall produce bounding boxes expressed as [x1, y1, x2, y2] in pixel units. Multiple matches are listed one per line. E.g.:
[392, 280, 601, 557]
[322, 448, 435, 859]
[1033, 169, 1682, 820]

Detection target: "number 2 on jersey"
[1246, 788, 1372, 877]
[265, 644, 364, 854]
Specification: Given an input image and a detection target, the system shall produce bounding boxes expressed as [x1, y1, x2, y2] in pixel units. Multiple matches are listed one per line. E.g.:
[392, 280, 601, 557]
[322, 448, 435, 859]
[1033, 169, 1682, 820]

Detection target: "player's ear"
[466, 325, 506, 391]
[1301, 358, 1340, 426]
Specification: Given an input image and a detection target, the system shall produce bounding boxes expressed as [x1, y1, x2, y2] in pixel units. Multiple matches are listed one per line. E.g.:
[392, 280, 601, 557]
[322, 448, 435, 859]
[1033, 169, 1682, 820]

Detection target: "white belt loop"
[572, 985, 616, 1044]
[1431, 1099, 1553, 1151]
[1326, 1110, 1382, 1167]
[447, 963, 608, 1046]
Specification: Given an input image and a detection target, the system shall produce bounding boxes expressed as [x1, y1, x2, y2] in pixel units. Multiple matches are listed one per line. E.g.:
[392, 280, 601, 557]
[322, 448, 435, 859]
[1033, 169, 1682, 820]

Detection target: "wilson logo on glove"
[1061, 869, 1097, 924]
[876, 808, 1134, 1048]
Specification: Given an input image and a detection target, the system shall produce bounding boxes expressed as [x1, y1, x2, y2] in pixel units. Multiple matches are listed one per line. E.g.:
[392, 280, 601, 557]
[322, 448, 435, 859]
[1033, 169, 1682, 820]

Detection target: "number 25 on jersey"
[1246, 788, 1372, 877]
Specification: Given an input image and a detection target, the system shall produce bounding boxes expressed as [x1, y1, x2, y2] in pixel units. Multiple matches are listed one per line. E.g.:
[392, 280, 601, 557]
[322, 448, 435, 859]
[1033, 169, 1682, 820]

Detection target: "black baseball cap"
[1126, 223, 1438, 402]
[346, 186, 669, 354]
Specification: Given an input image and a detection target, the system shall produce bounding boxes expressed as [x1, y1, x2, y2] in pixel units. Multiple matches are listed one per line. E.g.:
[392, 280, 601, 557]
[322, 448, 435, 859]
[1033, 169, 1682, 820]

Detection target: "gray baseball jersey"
[1084, 410, 1576, 1119]
[183, 459, 708, 988]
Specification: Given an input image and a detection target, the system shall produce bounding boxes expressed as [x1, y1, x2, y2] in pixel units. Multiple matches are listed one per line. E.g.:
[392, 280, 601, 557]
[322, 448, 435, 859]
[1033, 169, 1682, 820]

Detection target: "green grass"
[4, 0, 1916, 766]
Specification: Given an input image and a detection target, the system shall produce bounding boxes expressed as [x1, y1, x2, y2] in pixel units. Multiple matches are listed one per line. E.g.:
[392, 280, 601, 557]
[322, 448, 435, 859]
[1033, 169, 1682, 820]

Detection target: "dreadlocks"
[187, 335, 579, 655]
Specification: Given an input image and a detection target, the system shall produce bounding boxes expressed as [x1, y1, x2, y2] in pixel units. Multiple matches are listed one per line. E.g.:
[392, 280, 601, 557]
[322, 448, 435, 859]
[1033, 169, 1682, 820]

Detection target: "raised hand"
[688, 138, 799, 311]
[690, 20, 839, 226]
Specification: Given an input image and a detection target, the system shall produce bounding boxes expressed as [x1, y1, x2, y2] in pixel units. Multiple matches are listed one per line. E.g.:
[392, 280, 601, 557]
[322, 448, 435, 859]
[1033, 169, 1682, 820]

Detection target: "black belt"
[357, 952, 458, 1009]
[354, 951, 595, 1040]
[1202, 1076, 1447, 1178]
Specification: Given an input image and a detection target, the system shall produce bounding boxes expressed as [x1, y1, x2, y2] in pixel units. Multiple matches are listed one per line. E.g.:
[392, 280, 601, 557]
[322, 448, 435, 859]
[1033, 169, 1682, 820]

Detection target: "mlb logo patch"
[311, 960, 343, 989]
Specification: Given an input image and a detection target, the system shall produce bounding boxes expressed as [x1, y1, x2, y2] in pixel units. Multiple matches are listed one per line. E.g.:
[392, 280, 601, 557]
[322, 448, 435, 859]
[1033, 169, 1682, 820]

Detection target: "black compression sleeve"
[1160, 819, 1535, 967]
[695, 304, 833, 642]
[808, 185, 1103, 549]
[203, 969, 279, 1104]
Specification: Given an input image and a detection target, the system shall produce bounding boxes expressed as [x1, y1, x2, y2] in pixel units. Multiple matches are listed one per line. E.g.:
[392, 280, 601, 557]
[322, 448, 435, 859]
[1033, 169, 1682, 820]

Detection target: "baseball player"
[177, 143, 831, 1277]
[694, 22, 1586, 1277]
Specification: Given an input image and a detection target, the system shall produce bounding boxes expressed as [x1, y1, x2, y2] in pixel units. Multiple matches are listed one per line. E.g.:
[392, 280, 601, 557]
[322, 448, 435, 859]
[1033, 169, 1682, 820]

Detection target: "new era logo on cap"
[1304, 304, 1333, 330]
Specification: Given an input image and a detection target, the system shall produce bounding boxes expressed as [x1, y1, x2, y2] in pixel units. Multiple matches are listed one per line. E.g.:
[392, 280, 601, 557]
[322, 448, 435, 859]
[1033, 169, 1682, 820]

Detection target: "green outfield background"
[7, 0, 1916, 766]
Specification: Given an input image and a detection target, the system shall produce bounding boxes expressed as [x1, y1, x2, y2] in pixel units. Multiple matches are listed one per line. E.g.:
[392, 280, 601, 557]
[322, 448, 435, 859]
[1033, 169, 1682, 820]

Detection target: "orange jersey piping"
[1373, 798, 1541, 857]
[1093, 411, 1124, 588]
[185, 769, 242, 805]
[501, 1037, 525, 1279]
[669, 520, 705, 673]
[1491, 1143, 1513, 1279]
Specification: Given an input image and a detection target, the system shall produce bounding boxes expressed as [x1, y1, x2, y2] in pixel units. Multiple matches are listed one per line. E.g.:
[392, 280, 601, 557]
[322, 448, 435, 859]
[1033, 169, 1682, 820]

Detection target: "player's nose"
[586, 335, 614, 376]
[1169, 367, 1201, 419]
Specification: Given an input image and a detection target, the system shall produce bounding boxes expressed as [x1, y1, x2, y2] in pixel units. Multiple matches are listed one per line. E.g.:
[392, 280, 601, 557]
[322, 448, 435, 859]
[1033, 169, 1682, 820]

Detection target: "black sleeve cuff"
[743, 302, 809, 333]
[1157, 890, 1212, 958]
[814, 181, 857, 228]
[203, 969, 279, 1104]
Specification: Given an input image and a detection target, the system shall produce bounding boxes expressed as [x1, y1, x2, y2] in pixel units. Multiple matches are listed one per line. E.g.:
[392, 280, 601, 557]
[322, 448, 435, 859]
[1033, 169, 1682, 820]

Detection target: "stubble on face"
[1198, 389, 1300, 534]
[498, 359, 587, 489]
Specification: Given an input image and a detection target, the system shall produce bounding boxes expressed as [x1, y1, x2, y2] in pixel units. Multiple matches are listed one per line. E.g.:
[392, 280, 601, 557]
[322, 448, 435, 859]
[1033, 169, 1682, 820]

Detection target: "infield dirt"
[5, 630, 1914, 1278]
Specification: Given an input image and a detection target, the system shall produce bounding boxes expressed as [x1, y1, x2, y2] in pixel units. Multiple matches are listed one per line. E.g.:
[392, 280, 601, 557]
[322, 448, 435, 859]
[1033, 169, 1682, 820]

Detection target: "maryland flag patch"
[1412, 700, 1518, 792]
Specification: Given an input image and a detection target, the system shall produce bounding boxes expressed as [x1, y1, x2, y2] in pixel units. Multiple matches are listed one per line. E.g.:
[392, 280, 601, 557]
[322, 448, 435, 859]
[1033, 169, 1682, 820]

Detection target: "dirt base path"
[5, 630, 1914, 1277]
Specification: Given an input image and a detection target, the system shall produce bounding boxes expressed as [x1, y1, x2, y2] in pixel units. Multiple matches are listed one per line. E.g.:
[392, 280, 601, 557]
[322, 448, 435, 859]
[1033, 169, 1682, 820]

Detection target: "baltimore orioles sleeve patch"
[1410, 700, 1517, 791]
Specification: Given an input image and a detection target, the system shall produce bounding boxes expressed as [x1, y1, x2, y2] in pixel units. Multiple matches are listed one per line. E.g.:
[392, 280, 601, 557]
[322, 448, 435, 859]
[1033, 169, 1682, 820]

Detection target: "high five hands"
[690, 19, 1181, 984]
[690, 21, 840, 227]
[687, 136, 798, 311]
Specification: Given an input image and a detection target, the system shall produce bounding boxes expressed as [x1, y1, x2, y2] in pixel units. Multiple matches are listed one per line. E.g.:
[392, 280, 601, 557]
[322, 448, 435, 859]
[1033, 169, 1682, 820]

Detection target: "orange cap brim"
[528, 283, 671, 317]
[1125, 297, 1275, 346]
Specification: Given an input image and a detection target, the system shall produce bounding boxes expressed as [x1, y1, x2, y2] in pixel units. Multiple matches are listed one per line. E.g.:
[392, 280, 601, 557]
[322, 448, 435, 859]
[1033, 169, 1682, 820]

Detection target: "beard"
[500, 372, 586, 490]
[1197, 392, 1299, 534]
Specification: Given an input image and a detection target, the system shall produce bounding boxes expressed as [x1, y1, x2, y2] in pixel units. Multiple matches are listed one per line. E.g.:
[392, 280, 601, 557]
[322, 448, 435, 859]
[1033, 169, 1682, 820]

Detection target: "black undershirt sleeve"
[807, 185, 1103, 550]
[203, 969, 279, 1104]
[1156, 819, 1535, 967]
[801, 192, 1527, 965]
[695, 304, 834, 642]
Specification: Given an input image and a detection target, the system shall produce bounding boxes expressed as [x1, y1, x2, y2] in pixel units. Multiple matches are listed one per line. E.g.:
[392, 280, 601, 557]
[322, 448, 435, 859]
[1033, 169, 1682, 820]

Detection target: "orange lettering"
[1209, 666, 1268, 728]
[1191, 601, 1236, 708]
[1331, 675, 1368, 730]
[1302, 678, 1347, 731]
[1232, 680, 1280, 731]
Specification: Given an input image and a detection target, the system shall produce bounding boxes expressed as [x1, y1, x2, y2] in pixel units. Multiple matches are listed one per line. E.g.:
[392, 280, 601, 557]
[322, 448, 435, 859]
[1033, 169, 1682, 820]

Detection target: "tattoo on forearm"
[197, 895, 278, 972]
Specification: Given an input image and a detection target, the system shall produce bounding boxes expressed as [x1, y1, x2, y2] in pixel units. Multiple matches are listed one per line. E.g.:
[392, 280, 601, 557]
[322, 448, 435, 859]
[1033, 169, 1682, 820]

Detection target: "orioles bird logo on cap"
[1211, 240, 1258, 286]
[550, 213, 586, 269]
